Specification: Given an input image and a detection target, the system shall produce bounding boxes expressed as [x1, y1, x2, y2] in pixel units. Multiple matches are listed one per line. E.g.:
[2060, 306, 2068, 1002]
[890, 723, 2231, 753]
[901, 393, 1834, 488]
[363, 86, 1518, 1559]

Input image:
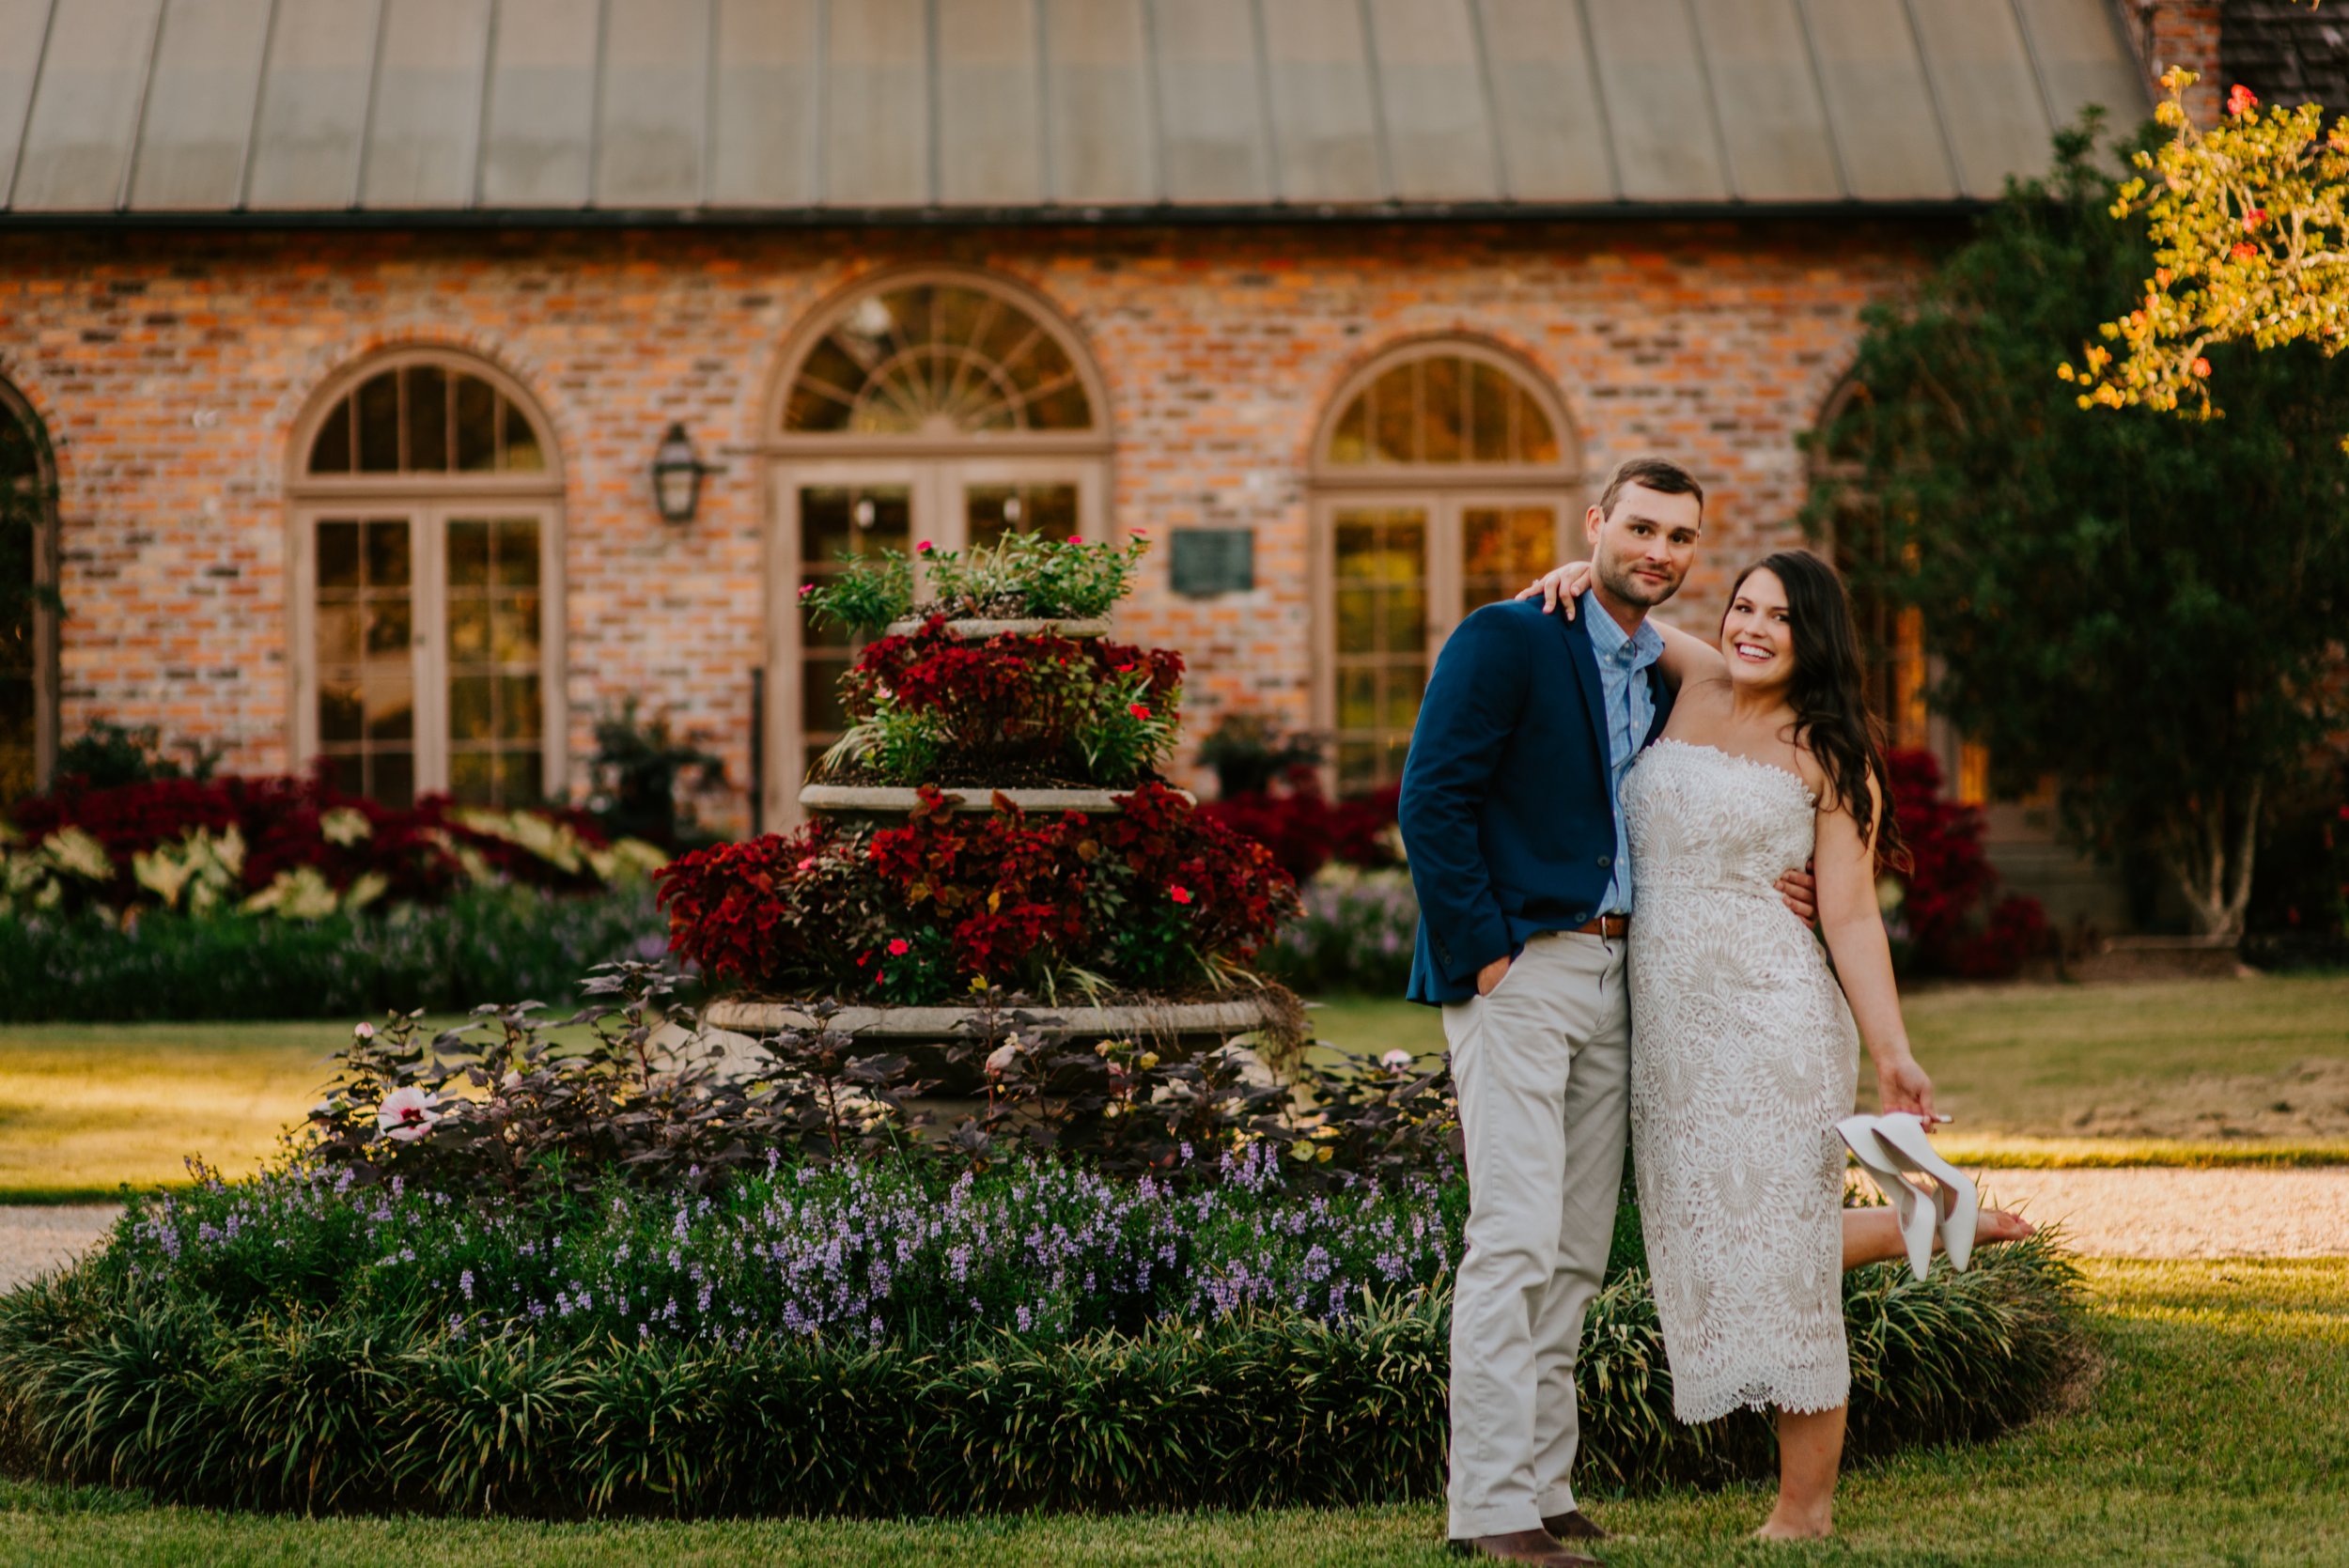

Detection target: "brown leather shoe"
[1542, 1509, 1607, 1542]
[1445, 1529, 1599, 1566]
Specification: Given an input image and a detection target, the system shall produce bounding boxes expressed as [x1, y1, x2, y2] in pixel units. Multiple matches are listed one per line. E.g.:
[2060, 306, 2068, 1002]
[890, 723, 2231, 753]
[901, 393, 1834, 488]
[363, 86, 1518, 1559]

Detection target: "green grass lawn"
[3, 1257, 2341, 1565]
[1312, 973, 2349, 1165]
[0, 1016, 599, 1202]
[3, 974, 2343, 1201]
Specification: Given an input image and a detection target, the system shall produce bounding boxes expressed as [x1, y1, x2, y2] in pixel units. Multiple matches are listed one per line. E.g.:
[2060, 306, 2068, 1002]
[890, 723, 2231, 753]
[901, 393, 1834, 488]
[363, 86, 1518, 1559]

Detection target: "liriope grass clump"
[0, 1159, 2084, 1518]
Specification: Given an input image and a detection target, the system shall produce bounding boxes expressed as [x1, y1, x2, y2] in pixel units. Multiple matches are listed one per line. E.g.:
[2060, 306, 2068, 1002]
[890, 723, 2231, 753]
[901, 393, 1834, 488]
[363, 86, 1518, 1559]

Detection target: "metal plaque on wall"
[1169, 528, 1254, 598]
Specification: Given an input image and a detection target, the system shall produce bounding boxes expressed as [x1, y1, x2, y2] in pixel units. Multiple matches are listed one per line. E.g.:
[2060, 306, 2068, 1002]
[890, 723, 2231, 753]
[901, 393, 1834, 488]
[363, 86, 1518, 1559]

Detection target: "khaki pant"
[1442, 930, 1631, 1540]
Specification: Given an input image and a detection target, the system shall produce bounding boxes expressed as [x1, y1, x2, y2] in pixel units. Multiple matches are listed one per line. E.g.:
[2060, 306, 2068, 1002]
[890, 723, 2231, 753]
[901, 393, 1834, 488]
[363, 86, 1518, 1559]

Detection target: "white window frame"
[1310, 340, 1583, 794]
[288, 499, 567, 803]
[286, 350, 566, 804]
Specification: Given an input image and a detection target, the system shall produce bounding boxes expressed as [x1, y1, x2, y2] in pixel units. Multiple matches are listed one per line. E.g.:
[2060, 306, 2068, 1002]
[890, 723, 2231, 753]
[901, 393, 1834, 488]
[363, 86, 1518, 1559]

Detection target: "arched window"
[1312, 342, 1579, 793]
[0, 379, 54, 802]
[765, 270, 1112, 824]
[1810, 377, 1984, 802]
[288, 351, 564, 810]
[783, 280, 1095, 435]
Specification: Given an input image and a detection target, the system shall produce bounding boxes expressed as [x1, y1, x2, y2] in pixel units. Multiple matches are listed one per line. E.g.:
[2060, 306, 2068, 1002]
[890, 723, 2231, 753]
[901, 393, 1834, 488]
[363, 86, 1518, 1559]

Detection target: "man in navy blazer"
[1399, 458, 1811, 1566]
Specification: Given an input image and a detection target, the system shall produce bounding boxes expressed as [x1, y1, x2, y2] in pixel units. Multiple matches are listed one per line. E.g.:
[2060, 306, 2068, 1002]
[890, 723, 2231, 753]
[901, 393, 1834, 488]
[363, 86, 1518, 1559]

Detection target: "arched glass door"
[767, 272, 1112, 823]
[1312, 343, 1580, 793]
[0, 379, 54, 802]
[288, 352, 564, 808]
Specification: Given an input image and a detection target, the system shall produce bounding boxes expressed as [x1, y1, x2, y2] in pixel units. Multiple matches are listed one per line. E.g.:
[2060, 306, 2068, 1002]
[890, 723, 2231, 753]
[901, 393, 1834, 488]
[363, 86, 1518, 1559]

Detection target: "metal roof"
[0, 0, 2151, 222]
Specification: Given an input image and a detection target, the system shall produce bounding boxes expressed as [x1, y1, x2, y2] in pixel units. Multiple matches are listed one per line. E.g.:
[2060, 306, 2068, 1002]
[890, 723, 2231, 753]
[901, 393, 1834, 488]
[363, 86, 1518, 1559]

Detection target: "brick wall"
[0, 220, 1938, 830]
[2130, 0, 2226, 120]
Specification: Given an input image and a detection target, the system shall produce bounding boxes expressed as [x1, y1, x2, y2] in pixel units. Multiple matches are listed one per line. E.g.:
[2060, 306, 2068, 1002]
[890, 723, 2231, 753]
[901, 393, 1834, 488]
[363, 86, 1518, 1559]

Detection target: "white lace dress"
[1622, 738, 1859, 1422]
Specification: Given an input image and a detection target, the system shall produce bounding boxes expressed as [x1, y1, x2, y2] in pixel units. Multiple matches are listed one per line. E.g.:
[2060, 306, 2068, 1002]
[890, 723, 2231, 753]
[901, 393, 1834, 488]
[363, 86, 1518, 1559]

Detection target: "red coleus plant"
[658, 783, 1299, 1003]
[837, 619, 1185, 778]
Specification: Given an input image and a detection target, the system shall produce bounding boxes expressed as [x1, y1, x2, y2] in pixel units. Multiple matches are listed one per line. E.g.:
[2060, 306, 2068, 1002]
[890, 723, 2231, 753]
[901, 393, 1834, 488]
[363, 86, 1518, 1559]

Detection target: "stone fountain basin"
[881, 616, 1113, 639]
[705, 995, 1273, 1040]
[699, 994, 1285, 1095]
[798, 784, 1191, 816]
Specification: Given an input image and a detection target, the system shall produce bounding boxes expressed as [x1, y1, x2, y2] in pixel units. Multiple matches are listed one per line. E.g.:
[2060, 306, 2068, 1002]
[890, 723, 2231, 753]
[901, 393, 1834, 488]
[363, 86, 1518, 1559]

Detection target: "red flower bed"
[1886, 749, 2048, 978]
[6, 770, 620, 914]
[1198, 772, 1400, 881]
[657, 784, 1299, 1003]
[837, 619, 1185, 777]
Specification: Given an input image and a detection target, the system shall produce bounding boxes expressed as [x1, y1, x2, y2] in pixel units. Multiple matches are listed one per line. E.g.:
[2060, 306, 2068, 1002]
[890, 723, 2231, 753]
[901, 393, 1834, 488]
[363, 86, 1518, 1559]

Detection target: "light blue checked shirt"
[1580, 589, 1663, 916]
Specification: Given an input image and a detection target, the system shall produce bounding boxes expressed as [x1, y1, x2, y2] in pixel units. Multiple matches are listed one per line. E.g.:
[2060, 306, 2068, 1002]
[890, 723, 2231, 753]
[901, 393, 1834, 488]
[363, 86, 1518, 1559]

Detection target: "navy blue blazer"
[1398, 599, 1672, 1005]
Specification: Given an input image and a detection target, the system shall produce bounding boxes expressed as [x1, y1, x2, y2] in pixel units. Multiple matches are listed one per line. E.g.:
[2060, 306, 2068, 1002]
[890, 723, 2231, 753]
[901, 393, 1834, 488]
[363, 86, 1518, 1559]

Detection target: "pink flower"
[798, 582, 816, 598]
[886, 937, 910, 956]
[1169, 884, 1192, 905]
[352, 1020, 376, 1040]
[2229, 83, 2259, 116]
[2245, 208, 2268, 231]
[377, 1086, 440, 1143]
[917, 540, 934, 553]
[798, 856, 818, 871]
[1129, 703, 1151, 721]
[1381, 1048, 1415, 1071]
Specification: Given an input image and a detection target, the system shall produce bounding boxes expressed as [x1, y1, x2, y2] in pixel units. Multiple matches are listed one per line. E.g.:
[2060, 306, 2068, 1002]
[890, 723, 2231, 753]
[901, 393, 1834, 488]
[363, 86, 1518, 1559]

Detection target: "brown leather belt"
[1569, 915, 1631, 939]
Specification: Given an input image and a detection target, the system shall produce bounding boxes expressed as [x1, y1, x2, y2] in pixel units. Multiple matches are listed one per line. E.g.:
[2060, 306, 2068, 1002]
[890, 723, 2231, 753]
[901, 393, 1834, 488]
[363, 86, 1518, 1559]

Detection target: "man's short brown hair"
[1596, 457, 1704, 521]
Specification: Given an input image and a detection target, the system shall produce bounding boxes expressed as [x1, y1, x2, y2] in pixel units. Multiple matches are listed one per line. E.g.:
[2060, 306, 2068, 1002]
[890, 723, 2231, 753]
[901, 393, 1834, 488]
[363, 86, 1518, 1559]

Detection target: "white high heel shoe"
[1870, 1112, 1983, 1273]
[1836, 1114, 1937, 1281]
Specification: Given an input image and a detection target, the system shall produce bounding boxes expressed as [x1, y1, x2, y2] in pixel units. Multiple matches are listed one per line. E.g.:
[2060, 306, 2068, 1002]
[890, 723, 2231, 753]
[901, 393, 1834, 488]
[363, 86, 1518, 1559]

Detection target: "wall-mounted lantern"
[650, 423, 709, 523]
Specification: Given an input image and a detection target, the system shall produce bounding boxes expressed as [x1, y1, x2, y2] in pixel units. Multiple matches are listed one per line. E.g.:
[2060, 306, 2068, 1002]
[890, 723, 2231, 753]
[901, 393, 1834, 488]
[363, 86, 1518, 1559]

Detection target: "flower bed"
[1, 772, 664, 922]
[1261, 865, 1421, 996]
[658, 784, 1297, 1005]
[818, 619, 1184, 789]
[0, 1157, 2083, 1517]
[0, 883, 666, 1021]
[1880, 750, 2051, 978]
[0, 966, 2087, 1515]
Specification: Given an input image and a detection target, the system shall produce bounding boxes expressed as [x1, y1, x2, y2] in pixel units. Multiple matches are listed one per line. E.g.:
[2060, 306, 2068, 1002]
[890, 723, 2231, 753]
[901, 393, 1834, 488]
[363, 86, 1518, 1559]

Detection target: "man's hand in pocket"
[1476, 955, 1512, 996]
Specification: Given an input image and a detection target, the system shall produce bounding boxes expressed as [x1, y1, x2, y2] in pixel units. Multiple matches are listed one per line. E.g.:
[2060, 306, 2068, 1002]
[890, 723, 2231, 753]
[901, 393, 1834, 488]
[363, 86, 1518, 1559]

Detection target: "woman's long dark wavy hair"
[1723, 550, 1907, 869]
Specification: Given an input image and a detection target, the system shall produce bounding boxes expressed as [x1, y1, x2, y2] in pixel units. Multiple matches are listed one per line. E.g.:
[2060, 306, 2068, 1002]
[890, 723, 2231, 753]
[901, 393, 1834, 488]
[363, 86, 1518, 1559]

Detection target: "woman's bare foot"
[1842, 1204, 2034, 1270]
[1755, 1505, 1833, 1541]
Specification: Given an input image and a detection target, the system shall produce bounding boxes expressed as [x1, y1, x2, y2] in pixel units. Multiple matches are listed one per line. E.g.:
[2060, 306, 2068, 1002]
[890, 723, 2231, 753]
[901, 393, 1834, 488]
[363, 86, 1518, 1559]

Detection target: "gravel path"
[1969, 1167, 2349, 1259]
[0, 1169, 2340, 1291]
[0, 1204, 121, 1293]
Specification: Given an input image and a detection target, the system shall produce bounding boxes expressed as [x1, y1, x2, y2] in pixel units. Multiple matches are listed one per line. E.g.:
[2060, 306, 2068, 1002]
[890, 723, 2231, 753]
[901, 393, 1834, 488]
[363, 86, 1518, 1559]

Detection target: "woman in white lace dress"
[1532, 550, 2030, 1541]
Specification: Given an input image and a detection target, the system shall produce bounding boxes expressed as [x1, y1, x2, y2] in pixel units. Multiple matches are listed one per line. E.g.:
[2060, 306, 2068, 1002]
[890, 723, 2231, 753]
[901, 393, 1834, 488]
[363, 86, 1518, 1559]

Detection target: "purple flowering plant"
[114, 1142, 1466, 1350]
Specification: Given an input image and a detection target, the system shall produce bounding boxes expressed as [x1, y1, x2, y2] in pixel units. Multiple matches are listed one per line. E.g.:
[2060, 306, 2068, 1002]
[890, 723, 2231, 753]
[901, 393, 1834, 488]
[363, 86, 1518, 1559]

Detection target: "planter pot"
[882, 616, 1113, 640]
[701, 993, 1286, 1094]
[798, 783, 1191, 817]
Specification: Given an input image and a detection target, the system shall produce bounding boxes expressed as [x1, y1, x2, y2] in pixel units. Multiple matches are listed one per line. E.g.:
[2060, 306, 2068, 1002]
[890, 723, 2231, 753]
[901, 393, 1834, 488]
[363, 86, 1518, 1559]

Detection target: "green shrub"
[298, 970, 1438, 1196]
[0, 1218, 2082, 1517]
[802, 535, 1148, 635]
[0, 883, 668, 1021]
[1261, 866, 1418, 995]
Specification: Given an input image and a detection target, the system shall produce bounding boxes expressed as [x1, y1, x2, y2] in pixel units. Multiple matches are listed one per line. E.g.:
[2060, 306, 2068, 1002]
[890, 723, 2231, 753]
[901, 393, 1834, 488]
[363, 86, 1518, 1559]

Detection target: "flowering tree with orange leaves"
[2066, 69, 2349, 444]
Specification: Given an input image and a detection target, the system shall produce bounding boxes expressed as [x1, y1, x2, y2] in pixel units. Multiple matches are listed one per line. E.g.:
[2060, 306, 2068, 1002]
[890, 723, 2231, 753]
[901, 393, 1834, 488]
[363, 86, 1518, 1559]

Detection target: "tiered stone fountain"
[699, 565, 1289, 1085]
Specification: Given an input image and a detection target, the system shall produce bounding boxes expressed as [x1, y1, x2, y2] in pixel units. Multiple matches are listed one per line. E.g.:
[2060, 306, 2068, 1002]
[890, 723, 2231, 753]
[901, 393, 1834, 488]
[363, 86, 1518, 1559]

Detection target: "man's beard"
[1595, 550, 1683, 609]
